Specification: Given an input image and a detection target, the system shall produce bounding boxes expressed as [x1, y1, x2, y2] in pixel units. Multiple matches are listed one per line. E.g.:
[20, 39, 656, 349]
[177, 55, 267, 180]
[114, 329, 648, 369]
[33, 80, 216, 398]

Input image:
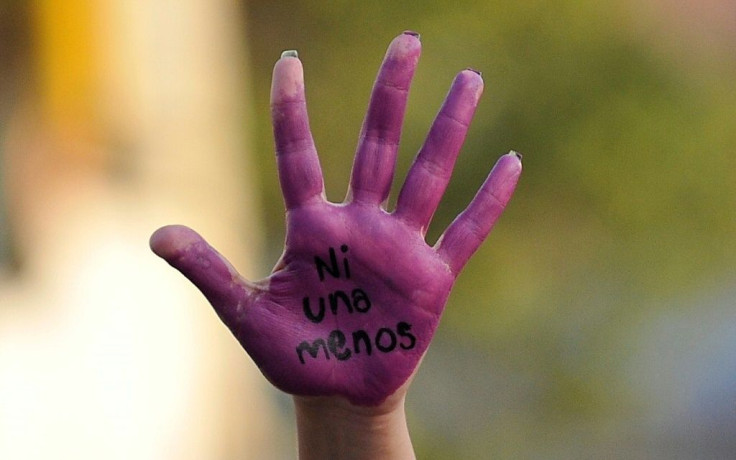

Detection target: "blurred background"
[1, 1, 734, 458]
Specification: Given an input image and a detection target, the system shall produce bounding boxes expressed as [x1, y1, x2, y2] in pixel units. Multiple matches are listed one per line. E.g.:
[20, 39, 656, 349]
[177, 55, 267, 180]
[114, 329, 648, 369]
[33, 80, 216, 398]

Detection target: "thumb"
[150, 225, 251, 325]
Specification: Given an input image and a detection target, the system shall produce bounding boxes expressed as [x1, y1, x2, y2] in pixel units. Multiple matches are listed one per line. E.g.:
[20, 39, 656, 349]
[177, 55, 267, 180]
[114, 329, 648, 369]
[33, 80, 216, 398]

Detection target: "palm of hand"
[151, 32, 521, 406]
[254, 203, 454, 405]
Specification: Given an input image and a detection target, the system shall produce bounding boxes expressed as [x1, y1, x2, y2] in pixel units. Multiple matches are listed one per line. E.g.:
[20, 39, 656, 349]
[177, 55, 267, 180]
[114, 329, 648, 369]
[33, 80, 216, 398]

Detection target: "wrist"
[293, 391, 415, 460]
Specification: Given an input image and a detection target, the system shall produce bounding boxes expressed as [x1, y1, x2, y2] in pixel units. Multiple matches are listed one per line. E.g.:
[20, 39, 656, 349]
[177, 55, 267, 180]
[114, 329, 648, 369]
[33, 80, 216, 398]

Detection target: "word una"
[302, 288, 371, 323]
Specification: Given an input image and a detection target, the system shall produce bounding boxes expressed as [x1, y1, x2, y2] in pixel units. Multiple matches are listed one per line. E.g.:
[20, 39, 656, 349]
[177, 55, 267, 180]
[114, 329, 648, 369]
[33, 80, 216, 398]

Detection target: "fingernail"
[281, 50, 298, 59]
[465, 67, 482, 76]
[402, 30, 421, 40]
[510, 150, 523, 161]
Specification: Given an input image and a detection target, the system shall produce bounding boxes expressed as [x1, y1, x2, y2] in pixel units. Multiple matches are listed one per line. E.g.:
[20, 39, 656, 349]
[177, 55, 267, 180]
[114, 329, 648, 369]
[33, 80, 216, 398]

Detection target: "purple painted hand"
[150, 32, 521, 406]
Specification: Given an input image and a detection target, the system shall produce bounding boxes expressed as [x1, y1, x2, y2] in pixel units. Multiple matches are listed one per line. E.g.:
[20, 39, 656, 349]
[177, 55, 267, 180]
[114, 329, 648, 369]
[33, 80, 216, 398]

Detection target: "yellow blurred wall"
[1, 1, 283, 459]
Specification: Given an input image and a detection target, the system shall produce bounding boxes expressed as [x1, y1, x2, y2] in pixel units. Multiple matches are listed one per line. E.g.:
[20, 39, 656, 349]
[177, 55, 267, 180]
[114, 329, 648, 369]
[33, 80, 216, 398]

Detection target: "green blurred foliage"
[245, 1, 735, 457]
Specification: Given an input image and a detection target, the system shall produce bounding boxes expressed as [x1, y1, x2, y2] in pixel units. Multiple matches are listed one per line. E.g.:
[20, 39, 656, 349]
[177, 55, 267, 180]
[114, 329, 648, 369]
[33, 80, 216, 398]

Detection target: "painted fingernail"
[466, 67, 482, 76]
[402, 30, 421, 40]
[510, 150, 523, 161]
[281, 49, 299, 59]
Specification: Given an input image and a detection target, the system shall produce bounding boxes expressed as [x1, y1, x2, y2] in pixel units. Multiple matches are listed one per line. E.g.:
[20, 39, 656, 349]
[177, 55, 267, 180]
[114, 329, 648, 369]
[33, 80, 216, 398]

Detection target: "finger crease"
[375, 78, 410, 94]
[360, 133, 400, 148]
[277, 137, 315, 156]
[461, 212, 487, 242]
[438, 111, 470, 129]
[417, 155, 451, 180]
[271, 99, 307, 110]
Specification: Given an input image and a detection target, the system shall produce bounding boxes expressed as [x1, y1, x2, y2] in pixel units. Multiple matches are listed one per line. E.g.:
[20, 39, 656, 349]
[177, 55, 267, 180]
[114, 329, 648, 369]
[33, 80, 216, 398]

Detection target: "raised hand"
[150, 32, 521, 406]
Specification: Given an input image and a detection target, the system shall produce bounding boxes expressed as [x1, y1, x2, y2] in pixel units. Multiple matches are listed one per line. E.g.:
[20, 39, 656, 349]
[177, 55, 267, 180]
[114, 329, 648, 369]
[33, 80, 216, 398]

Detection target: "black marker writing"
[296, 321, 417, 364]
[297, 245, 418, 364]
[314, 245, 351, 281]
[302, 288, 372, 324]
[295, 339, 330, 363]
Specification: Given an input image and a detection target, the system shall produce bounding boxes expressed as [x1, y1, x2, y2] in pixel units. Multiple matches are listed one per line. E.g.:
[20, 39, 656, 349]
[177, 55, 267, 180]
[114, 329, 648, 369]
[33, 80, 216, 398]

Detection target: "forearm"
[294, 394, 415, 460]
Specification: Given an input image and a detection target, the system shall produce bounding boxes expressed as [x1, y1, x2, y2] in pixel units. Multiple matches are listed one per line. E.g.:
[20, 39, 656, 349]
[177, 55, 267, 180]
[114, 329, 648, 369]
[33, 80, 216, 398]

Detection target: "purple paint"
[151, 33, 522, 406]
[396, 69, 485, 233]
[270, 55, 324, 209]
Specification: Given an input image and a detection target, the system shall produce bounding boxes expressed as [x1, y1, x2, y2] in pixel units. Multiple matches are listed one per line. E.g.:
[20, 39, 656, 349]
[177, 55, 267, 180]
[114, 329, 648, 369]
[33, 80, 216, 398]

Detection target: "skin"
[151, 32, 521, 458]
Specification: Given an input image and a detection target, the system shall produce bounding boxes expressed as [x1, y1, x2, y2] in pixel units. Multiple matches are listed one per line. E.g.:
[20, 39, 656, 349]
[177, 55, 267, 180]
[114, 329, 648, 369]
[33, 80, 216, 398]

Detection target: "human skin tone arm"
[150, 31, 521, 459]
[293, 389, 414, 459]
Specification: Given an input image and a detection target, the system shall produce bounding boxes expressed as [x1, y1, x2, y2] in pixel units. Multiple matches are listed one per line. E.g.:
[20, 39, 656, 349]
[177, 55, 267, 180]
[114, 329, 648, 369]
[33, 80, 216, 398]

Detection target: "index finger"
[271, 51, 325, 209]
